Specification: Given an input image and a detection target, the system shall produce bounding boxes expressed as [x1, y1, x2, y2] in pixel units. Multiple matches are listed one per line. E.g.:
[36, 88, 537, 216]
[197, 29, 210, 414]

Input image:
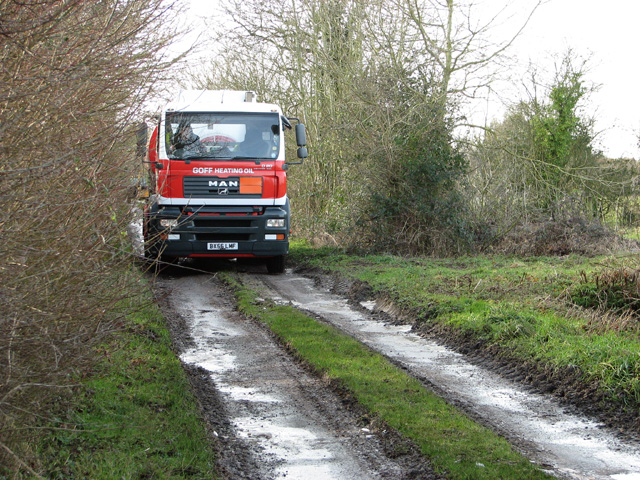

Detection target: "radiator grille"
[183, 176, 262, 197]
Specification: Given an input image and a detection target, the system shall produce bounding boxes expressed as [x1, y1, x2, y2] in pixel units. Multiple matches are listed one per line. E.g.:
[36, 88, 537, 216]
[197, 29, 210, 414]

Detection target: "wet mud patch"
[261, 326, 444, 480]
[183, 364, 265, 480]
[454, 335, 640, 440]
[151, 277, 265, 479]
[415, 317, 640, 442]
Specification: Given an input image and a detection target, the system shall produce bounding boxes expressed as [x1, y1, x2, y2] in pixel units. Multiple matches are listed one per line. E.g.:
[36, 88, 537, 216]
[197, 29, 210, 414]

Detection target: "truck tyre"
[142, 219, 158, 262]
[266, 255, 285, 274]
[143, 244, 159, 263]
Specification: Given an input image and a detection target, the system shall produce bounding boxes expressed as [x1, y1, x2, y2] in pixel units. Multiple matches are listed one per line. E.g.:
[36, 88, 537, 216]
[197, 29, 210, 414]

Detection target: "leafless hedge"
[0, 1, 180, 474]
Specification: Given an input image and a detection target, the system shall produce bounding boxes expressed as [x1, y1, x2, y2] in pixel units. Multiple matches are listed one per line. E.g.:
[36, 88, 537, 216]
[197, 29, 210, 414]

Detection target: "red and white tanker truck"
[140, 90, 307, 273]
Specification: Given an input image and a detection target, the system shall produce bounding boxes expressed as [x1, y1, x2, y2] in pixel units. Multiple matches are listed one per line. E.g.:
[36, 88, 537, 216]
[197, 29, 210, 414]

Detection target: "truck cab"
[143, 90, 307, 273]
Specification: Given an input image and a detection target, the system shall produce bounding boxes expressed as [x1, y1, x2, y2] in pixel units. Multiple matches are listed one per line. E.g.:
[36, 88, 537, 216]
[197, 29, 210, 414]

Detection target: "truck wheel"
[266, 255, 285, 274]
[143, 229, 169, 266]
[143, 244, 158, 262]
[143, 226, 158, 262]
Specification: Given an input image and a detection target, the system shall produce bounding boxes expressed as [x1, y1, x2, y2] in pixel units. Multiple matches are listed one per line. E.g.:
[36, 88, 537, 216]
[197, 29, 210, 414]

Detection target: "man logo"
[198, 176, 242, 196]
[208, 180, 239, 188]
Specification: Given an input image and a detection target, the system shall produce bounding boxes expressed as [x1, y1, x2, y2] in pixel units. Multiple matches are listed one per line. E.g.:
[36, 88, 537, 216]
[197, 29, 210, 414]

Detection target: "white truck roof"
[165, 90, 281, 114]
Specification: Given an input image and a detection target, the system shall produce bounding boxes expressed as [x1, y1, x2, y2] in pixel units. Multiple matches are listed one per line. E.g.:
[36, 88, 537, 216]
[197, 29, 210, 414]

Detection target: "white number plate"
[207, 242, 238, 251]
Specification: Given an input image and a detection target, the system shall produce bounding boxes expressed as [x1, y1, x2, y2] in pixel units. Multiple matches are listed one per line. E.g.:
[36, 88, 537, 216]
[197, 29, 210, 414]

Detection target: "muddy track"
[152, 267, 439, 480]
[244, 268, 640, 480]
[292, 266, 640, 441]
[151, 261, 640, 480]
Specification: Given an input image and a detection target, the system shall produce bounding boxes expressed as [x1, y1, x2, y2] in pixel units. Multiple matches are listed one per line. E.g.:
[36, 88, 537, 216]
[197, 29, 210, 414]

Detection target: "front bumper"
[144, 204, 289, 258]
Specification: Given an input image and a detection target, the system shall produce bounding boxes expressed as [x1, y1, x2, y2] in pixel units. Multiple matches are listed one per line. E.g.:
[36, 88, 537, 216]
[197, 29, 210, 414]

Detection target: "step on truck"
[141, 90, 308, 274]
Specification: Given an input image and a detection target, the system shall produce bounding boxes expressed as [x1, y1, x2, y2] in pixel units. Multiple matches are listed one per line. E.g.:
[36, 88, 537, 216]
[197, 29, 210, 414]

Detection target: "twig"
[0, 440, 46, 480]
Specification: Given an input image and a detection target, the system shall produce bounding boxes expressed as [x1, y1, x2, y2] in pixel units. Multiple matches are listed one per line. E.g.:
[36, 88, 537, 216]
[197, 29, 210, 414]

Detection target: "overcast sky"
[187, 0, 639, 159]
[479, 0, 640, 159]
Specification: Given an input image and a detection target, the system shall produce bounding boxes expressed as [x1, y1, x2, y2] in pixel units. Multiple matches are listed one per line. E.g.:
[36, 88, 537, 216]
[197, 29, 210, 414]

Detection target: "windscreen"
[165, 112, 280, 160]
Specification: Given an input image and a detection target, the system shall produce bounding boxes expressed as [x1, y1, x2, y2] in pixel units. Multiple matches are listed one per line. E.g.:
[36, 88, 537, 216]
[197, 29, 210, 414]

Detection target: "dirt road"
[155, 268, 437, 479]
[154, 263, 640, 480]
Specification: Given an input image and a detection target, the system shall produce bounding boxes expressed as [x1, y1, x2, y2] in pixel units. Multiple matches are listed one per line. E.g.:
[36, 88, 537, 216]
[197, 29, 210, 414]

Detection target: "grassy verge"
[288, 241, 640, 412]
[223, 273, 552, 479]
[35, 268, 217, 480]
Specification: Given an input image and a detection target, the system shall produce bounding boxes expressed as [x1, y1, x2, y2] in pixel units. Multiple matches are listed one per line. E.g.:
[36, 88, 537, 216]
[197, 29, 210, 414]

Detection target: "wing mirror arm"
[143, 160, 163, 170]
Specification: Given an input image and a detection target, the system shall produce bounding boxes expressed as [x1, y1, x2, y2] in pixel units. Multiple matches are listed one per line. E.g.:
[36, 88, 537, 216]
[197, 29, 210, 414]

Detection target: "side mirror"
[295, 124, 307, 147]
[295, 124, 308, 159]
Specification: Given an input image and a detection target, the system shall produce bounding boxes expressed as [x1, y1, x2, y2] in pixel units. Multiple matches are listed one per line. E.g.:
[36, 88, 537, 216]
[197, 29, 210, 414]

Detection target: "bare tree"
[368, 0, 542, 124]
[189, 0, 541, 250]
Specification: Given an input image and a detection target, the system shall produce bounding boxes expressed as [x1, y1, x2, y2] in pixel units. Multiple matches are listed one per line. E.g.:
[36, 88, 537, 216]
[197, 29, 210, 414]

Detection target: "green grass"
[225, 273, 551, 479]
[37, 270, 217, 479]
[289, 240, 640, 410]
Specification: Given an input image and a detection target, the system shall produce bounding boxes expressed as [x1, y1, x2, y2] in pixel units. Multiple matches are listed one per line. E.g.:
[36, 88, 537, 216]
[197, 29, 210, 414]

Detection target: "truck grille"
[193, 219, 254, 228]
[183, 176, 262, 197]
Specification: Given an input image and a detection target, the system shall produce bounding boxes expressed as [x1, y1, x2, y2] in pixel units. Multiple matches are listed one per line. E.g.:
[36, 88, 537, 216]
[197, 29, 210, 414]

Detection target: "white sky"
[478, 0, 640, 159]
[186, 0, 640, 159]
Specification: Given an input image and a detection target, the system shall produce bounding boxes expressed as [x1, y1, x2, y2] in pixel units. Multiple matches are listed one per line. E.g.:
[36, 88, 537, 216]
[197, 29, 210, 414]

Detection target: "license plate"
[207, 242, 238, 251]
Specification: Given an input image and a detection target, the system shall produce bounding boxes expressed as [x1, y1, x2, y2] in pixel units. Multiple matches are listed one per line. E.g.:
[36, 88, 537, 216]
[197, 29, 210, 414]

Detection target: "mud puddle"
[247, 270, 640, 480]
[157, 273, 435, 479]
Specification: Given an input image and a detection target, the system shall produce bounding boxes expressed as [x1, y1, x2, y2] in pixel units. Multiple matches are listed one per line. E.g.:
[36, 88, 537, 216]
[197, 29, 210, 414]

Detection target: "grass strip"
[224, 273, 551, 479]
[37, 270, 217, 479]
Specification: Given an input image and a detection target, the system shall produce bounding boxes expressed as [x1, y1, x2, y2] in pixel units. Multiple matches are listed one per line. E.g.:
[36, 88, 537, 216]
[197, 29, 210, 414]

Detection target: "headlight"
[266, 219, 285, 228]
[160, 219, 178, 228]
